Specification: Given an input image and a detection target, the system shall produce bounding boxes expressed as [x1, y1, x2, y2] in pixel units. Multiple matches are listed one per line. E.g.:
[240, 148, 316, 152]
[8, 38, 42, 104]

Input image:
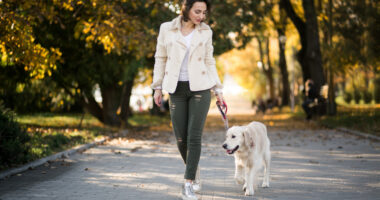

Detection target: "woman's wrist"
[215, 91, 223, 96]
[214, 88, 223, 95]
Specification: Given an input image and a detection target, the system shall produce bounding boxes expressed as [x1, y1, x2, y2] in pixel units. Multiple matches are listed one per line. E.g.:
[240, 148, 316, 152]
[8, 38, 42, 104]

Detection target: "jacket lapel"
[169, 16, 187, 49]
[189, 29, 202, 58]
[169, 16, 210, 57]
[175, 32, 187, 48]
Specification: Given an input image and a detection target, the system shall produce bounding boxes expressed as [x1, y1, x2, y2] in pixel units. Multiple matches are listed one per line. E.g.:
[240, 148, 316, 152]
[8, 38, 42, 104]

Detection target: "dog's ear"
[243, 128, 255, 148]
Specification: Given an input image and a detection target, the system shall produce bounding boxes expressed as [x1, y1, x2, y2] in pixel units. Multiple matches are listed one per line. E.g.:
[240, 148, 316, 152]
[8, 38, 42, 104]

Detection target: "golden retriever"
[222, 121, 271, 196]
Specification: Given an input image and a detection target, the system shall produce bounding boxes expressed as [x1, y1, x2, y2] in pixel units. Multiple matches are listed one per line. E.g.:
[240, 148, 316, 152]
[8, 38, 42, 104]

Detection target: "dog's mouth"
[226, 145, 239, 154]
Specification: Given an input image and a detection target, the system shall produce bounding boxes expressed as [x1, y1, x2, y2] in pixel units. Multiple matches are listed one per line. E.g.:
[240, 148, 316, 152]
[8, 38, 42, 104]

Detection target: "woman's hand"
[154, 89, 163, 107]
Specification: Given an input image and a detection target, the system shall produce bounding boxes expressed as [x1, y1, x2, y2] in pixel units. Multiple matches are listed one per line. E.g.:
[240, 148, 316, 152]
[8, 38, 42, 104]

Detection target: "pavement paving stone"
[1, 128, 380, 200]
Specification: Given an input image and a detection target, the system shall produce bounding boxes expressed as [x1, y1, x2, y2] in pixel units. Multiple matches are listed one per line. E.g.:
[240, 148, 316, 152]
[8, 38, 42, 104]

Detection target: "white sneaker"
[182, 182, 198, 200]
[192, 167, 201, 193]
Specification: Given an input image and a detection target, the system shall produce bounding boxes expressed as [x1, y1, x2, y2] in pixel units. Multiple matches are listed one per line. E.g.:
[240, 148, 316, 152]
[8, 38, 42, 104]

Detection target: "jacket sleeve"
[205, 31, 223, 94]
[151, 23, 167, 90]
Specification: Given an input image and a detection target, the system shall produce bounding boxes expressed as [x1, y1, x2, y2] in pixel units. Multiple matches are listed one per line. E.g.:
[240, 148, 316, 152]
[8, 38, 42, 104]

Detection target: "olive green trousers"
[169, 81, 211, 180]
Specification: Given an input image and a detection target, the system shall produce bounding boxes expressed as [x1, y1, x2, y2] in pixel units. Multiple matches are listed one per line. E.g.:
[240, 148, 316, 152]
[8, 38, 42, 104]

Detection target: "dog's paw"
[244, 189, 254, 196]
[242, 185, 246, 192]
[262, 182, 270, 188]
[235, 176, 244, 185]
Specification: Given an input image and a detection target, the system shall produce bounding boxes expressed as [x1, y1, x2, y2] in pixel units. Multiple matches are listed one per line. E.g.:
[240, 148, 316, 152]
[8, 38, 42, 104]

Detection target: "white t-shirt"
[178, 30, 195, 81]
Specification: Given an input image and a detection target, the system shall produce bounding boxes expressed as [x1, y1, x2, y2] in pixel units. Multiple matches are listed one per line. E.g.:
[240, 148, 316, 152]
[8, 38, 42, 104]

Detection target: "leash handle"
[216, 100, 227, 117]
[216, 101, 227, 118]
[216, 100, 229, 130]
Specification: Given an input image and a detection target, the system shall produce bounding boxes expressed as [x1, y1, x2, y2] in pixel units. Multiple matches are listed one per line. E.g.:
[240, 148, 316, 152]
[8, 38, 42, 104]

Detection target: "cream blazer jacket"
[151, 16, 223, 94]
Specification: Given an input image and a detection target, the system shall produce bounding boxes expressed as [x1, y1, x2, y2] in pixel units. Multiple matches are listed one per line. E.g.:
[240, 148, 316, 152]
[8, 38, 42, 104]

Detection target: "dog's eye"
[232, 135, 236, 139]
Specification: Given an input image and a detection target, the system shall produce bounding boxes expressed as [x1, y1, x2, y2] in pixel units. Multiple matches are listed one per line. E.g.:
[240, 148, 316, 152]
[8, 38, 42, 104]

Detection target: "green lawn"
[12, 113, 111, 168]
[319, 106, 380, 136]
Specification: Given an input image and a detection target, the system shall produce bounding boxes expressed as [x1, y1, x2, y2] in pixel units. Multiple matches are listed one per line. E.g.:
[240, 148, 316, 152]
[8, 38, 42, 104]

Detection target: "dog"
[222, 121, 271, 196]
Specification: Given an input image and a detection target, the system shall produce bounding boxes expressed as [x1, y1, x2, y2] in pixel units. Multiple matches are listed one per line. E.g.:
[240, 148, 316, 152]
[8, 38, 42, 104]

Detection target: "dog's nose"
[222, 144, 227, 149]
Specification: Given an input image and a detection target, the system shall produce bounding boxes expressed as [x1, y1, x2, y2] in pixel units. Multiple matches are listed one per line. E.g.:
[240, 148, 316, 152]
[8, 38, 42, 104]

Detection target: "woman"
[151, 0, 224, 199]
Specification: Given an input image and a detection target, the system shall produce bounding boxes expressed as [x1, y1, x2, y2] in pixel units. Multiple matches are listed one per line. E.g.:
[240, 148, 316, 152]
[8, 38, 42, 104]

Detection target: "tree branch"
[280, 0, 306, 37]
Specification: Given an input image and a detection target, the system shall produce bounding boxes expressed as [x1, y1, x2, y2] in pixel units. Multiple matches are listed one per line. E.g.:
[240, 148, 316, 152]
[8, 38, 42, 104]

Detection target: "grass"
[6, 113, 112, 170]
[318, 106, 380, 136]
[128, 112, 171, 129]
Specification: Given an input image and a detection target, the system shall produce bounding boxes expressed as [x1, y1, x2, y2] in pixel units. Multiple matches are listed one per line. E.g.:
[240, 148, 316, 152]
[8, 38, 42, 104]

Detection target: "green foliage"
[0, 103, 31, 170]
[331, 0, 379, 72]
[210, 0, 267, 55]
[0, 75, 81, 113]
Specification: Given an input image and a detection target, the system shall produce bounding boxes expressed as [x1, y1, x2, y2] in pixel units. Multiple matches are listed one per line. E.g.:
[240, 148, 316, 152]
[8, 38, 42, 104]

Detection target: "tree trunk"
[265, 37, 276, 101]
[280, 0, 308, 81]
[80, 91, 103, 123]
[303, 0, 325, 90]
[277, 27, 290, 105]
[267, 1, 291, 106]
[120, 79, 134, 125]
[100, 84, 122, 127]
[375, 66, 380, 103]
[326, 0, 336, 115]
[257, 36, 275, 101]
[281, 0, 326, 91]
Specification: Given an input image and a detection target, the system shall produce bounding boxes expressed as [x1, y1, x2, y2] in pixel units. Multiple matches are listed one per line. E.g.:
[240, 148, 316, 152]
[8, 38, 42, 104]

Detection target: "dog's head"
[222, 126, 248, 154]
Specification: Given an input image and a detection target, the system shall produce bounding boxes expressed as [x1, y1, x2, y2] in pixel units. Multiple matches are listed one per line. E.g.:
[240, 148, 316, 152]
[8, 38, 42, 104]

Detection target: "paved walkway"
[1, 127, 380, 200]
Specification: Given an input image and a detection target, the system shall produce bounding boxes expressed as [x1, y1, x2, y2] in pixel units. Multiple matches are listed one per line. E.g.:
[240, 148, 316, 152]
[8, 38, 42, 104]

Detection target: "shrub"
[353, 90, 361, 104]
[363, 90, 373, 104]
[0, 103, 31, 170]
[343, 92, 352, 104]
[375, 77, 380, 103]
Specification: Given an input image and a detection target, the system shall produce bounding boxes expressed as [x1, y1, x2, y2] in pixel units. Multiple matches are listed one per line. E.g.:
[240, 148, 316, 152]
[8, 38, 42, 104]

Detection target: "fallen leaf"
[130, 147, 142, 153]
[356, 156, 363, 159]
[309, 160, 319, 164]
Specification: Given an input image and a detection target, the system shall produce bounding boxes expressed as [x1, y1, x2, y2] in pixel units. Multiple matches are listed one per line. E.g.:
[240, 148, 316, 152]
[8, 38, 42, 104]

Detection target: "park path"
[1, 125, 380, 200]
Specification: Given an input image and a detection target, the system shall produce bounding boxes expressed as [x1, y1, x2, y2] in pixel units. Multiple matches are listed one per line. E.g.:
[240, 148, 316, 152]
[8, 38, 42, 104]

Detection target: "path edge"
[335, 127, 380, 141]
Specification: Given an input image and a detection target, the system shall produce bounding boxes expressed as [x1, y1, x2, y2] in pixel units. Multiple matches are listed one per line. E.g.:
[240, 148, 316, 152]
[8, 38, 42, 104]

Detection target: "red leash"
[216, 100, 229, 130]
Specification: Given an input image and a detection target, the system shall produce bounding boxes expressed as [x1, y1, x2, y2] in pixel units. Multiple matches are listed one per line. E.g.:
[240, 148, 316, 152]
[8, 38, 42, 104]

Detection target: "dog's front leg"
[244, 166, 255, 196]
[234, 158, 245, 185]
